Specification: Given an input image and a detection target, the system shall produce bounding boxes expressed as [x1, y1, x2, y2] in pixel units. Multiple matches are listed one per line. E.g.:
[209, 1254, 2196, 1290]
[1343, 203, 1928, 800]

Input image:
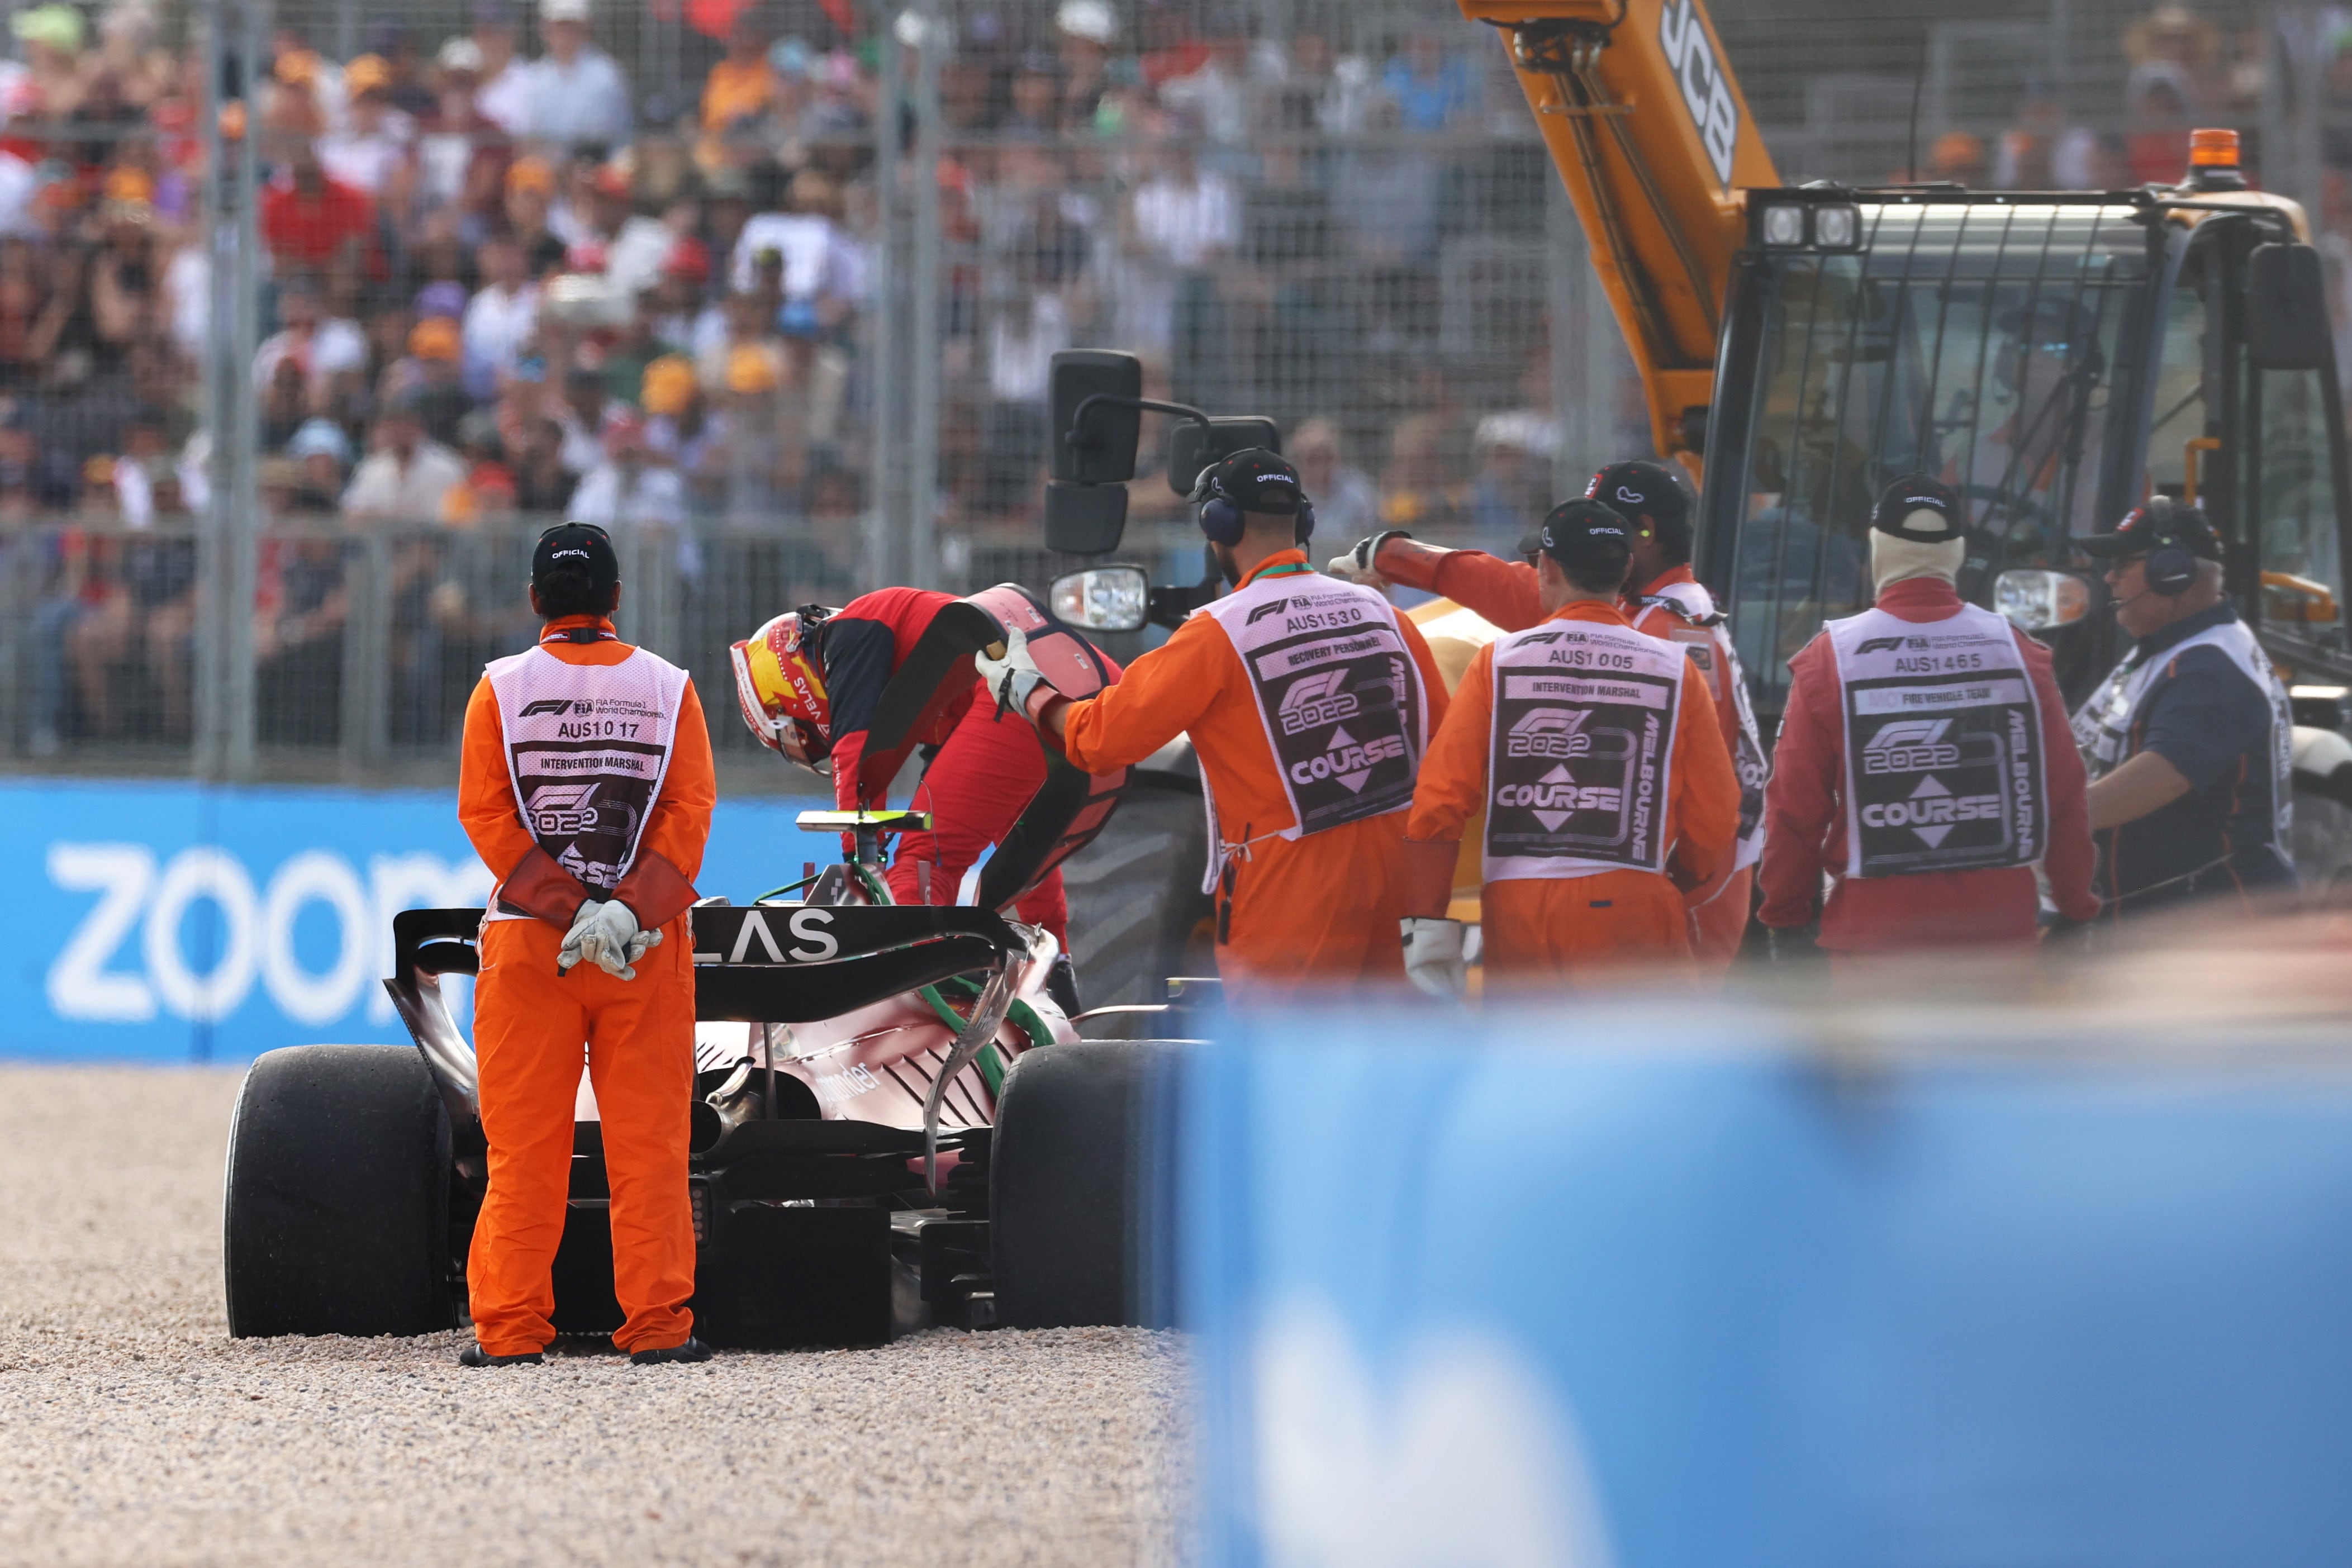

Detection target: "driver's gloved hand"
[975, 627, 1048, 721]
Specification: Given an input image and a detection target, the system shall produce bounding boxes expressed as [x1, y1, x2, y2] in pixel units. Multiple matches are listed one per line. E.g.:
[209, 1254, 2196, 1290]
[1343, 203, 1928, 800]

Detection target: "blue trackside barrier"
[1, 780, 828, 1062]
[1184, 1005, 2352, 1567]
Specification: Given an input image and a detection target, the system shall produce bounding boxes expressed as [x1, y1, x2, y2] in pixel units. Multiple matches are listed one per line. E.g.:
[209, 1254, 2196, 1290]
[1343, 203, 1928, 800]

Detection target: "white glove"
[1400, 916, 1467, 999]
[557, 899, 601, 973]
[1327, 530, 1409, 588]
[975, 626, 1047, 720]
[577, 899, 657, 981]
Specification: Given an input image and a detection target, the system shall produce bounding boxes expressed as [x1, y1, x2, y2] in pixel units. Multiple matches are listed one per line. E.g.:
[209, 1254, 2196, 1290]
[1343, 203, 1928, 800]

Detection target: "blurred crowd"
[0, 0, 1552, 545]
[0, 0, 2327, 754]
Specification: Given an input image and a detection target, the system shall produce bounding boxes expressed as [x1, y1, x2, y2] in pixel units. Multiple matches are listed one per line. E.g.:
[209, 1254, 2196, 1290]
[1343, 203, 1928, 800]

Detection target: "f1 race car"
[221, 587, 1191, 1348]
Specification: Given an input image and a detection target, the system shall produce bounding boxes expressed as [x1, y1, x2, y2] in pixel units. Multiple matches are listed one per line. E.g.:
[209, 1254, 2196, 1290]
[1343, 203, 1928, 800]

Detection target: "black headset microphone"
[2108, 541, 2198, 614]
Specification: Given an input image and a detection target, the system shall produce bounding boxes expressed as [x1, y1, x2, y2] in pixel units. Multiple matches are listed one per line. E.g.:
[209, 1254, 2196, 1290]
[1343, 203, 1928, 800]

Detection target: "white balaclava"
[1868, 477, 1965, 591]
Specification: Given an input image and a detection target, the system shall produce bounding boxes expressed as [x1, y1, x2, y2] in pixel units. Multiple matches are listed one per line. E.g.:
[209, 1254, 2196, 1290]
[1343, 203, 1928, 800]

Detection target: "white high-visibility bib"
[2071, 615, 2291, 854]
[1824, 603, 2048, 879]
[483, 644, 690, 920]
[1484, 616, 1685, 881]
[1633, 578, 1767, 873]
[1192, 568, 1429, 892]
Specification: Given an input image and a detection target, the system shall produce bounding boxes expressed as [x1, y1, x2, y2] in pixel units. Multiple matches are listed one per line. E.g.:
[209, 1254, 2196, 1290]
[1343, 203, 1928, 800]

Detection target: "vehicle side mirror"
[1167, 416, 1281, 497]
[2248, 243, 2329, 372]
[1049, 567, 1150, 633]
[1048, 350, 1142, 484]
[1044, 481, 1129, 556]
[1994, 568, 2092, 631]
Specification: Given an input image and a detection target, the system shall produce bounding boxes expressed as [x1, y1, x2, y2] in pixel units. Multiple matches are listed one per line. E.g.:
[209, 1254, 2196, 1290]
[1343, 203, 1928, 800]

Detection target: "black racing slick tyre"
[991, 1041, 1180, 1330]
[224, 1045, 454, 1338]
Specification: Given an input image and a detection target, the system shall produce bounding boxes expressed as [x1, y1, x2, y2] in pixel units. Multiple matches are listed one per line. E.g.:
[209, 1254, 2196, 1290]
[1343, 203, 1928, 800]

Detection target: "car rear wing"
[385, 902, 1033, 1131]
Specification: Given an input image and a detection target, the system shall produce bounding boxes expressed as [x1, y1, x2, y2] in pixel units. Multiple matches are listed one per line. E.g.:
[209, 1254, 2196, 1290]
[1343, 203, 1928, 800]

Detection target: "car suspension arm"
[923, 957, 1018, 1194]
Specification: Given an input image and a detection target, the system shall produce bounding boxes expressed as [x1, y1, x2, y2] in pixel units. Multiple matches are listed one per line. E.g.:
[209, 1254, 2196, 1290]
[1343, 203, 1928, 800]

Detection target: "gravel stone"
[0, 1066, 1190, 1568]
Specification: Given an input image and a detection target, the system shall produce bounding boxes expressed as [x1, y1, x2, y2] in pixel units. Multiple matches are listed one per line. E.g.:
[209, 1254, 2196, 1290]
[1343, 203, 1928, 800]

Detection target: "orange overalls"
[1378, 541, 1762, 975]
[457, 614, 716, 1357]
[1057, 550, 1450, 1003]
[1403, 599, 1740, 982]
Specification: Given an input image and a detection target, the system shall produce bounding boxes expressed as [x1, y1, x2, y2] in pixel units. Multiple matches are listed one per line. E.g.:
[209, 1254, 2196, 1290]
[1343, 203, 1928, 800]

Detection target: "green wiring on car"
[916, 974, 1054, 1097]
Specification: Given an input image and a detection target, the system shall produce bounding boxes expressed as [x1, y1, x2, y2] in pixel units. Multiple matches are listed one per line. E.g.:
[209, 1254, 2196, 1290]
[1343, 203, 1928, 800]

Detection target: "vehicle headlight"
[1994, 568, 2090, 632]
[1049, 566, 1149, 633]
[1760, 202, 1805, 248]
[1812, 203, 1861, 250]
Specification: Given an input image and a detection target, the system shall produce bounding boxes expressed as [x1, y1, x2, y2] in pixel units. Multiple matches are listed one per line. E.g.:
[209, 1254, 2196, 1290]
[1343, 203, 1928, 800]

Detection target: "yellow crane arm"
[1456, 0, 1778, 464]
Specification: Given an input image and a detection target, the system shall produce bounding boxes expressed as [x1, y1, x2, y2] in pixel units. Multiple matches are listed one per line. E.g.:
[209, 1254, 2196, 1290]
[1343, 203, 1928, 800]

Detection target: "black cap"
[1870, 473, 1965, 542]
[1583, 459, 1688, 544]
[533, 521, 620, 593]
[1536, 498, 1633, 568]
[2077, 498, 2222, 562]
[1206, 448, 1305, 515]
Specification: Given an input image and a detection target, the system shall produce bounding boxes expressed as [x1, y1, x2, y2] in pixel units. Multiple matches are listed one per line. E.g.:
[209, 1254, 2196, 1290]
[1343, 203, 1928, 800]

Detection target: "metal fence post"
[865, 8, 903, 591]
[645, 531, 681, 661]
[907, 0, 944, 591]
[197, 0, 263, 785]
[612, 525, 647, 648]
[339, 529, 391, 779]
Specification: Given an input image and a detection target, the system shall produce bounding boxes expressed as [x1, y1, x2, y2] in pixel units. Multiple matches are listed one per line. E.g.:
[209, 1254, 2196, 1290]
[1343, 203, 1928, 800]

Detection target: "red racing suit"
[1757, 576, 2099, 950]
[815, 587, 1071, 940]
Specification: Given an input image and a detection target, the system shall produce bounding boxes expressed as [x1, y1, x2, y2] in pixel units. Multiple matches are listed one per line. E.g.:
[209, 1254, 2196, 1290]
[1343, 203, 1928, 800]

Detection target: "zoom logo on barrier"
[0, 778, 825, 1062]
[47, 842, 490, 1029]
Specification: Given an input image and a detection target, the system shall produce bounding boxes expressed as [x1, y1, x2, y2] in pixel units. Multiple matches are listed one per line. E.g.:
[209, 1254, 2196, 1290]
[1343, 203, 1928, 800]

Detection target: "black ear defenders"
[2145, 541, 2198, 596]
[1192, 466, 1317, 548]
[1193, 465, 1246, 547]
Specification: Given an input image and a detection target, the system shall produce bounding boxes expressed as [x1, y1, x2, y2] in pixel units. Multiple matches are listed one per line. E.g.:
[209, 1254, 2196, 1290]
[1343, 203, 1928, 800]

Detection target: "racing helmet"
[729, 607, 836, 771]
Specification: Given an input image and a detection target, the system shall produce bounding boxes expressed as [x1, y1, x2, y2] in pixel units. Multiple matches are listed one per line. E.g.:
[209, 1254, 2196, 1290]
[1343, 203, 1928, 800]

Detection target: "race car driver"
[729, 591, 1080, 951]
[982, 449, 1450, 1003]
[456, 522, 715, 1367]
[1331, 459, 1767, 973]
[1757, 475, 2097, 973]
[1396, 500, 1740, 992]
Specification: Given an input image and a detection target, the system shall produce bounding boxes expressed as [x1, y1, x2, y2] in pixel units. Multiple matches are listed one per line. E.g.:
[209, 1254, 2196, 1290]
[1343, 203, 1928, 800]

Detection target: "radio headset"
[2132, 501, 2201, 596]
[1191, 462, 1317, 548]
[2145, 539, 2198, 596]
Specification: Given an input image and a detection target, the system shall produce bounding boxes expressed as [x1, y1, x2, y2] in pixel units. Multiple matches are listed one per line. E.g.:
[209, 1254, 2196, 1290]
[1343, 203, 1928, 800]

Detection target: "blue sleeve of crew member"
[2137, 647, 2271, 792]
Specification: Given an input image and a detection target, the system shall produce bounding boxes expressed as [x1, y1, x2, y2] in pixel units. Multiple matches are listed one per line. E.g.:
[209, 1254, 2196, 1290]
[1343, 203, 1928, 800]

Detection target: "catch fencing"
[0, 0, 2318, 781]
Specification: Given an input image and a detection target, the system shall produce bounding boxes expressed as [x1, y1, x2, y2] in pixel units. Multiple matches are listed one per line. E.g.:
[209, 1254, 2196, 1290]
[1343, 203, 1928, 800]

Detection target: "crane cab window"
[1721, 202, 2151, 709]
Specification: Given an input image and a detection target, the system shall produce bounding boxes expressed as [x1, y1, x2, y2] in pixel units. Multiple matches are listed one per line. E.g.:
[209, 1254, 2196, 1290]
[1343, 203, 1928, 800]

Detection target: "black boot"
[458, 1342, 545, 1367]
[629, 1336, 714, 1367]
